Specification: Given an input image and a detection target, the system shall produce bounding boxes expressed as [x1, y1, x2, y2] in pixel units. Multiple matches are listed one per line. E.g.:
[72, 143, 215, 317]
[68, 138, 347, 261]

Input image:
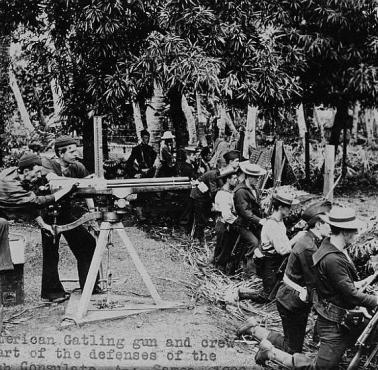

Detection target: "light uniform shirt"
[261, 215, 291, 255]
[214, 188, 237, 224]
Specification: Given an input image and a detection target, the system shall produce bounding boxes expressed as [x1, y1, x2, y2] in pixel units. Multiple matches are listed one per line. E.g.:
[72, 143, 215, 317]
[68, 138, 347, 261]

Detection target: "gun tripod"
[61, 211, 184, 327]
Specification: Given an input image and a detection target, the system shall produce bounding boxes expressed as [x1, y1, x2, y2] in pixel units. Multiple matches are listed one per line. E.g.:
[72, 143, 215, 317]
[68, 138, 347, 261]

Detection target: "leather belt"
[283, 274, 308, 302]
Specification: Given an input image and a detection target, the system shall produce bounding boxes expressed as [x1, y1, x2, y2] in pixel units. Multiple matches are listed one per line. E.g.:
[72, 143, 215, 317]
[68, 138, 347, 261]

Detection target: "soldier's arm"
[327, 255, 377, 309]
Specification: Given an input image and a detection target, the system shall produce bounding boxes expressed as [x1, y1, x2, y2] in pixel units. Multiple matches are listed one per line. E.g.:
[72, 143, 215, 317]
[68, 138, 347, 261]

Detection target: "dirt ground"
[0, 190, 377, 370]
[1, 215, 257, 370]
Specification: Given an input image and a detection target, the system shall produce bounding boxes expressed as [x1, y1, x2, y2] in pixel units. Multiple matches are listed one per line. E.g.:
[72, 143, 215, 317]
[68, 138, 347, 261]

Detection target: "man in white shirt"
[252, 192, 303, 303]
[213, 172, 238, 271]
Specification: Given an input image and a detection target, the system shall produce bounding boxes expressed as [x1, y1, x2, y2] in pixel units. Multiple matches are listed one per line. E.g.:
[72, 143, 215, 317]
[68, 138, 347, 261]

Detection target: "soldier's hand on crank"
[358, 307, 372, 319]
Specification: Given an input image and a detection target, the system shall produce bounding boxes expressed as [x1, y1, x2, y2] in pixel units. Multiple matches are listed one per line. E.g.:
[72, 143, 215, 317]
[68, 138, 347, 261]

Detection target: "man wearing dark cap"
[190, 150, 239, 244]
[233, 162, 266, 271]
[41, 135, 102, 302]
[126, 129, 157, 179]
[0, 154, 73, 277]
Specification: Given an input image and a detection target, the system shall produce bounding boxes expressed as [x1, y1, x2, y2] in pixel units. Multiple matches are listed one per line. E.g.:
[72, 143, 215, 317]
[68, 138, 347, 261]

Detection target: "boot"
[236, 317, 270, 341]
[255, 339, 294, 368]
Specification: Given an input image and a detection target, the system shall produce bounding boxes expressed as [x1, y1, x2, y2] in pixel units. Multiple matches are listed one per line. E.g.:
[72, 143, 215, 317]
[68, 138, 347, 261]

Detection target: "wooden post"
[365, 109, 374, 145]
[323, 145, 335, 201]
[274, 140, 283, 187]
[94, 116, 104, 178]
[132, 101, 144, 141]
[305, 131, 310, 185]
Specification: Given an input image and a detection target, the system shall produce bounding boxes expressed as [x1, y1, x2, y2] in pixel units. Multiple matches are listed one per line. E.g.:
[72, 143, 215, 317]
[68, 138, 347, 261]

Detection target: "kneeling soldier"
[239, 207, 378, 369]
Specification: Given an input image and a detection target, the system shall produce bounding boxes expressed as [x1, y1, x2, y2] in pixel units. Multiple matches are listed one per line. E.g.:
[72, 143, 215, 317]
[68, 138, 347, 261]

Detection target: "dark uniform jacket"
[233, 181, 262, 231]
[0, 167, 55, 220]
[42, 157, 89, 178]
[313, 237, 377, 310]
[126, 143, 156, 177]
[190, 169, 221, 201]
[276, 231, 321, 311]
[177, 162, 196, 180]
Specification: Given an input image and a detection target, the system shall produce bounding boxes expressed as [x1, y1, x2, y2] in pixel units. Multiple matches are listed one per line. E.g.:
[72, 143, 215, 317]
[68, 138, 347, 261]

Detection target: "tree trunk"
[329, 103, 349, 153]
[296, 103, 307, 148]
[365, 109, 374, 146]
[182, 94, 197, 145]
[218, 104, 227, 136]
[50, 77, 64, 125]
[168, 87, 187, 148]
[132, 101, 144, 141]
[9, 70, 34, 131]
[0, 35, 12, 165]
[146, 80, 165, 153]
[352, 101, 360, 142]
[243, 105, 258, 158]
[196, 92, 207, 147]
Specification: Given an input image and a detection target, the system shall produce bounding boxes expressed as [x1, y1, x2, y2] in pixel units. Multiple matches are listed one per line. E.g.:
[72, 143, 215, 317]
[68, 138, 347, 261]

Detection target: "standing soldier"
[190, 150, 240, 244]
[198, 147, 212, 175]
[213, 172, 239, 271]
[125, 129, 157, 220]
[177, 145, 198, 179]
[233, 162, 266, 270]
[41, 135, 102, 302]
[126, 129, 157, 179]
[159, 131, 176, 177]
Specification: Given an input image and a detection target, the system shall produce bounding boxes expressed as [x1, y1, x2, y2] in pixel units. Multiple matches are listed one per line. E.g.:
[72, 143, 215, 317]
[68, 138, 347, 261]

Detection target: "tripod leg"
[116, 224, 163, 304]
[75, 223, 111, 321]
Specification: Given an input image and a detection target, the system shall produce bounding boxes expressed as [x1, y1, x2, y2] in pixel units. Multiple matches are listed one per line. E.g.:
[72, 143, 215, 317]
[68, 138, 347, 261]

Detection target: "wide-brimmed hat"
[302, 201, 332, 223]
[161, 131, 175, 140]
[319, 207, 363, 230]
[185, 145, 198, 153]
[239, 161, 266, 177]
[272, 191, 298, 207]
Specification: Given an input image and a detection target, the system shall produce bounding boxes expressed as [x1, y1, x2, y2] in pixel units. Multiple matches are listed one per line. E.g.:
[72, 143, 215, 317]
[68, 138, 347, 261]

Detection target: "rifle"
[347, 272, 378, 370]
[268, 255, 289, 301]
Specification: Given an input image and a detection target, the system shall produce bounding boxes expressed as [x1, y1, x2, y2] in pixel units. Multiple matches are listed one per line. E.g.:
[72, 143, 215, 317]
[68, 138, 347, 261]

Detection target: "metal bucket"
[0, 234, 25, 306]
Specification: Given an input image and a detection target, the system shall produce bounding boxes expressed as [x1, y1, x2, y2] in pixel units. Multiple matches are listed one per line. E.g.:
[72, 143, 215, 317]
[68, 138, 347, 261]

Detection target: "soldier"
[198, 147, 212, 175]
[159, 131, 176, 177]
[125, 129, 157, 179]
[250, 192, 304, 303]
[233, 162, 266, 270]
[238, 201, 332, 354]
[41, 135, 102, 302]
[274, 201, 332, 353]
[213, 172, 239, 271]
[125, 129, 157, 220]
[177, 145, 198, 179]
[240, 207, 378, 369]
[0, 153, 73, 277]
[190, 150, 240, 244]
